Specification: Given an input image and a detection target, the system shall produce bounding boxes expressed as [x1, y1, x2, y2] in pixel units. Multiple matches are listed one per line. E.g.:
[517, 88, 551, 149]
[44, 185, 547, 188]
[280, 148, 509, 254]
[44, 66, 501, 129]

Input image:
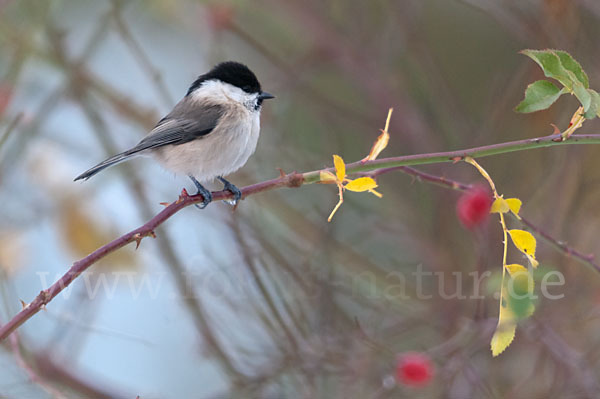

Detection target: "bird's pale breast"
[153, 104, 261, 182]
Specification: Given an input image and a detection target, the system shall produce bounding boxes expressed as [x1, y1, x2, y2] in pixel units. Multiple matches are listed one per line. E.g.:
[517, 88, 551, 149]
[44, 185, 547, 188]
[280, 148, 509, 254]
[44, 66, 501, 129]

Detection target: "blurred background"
[1, 0, 600, 398]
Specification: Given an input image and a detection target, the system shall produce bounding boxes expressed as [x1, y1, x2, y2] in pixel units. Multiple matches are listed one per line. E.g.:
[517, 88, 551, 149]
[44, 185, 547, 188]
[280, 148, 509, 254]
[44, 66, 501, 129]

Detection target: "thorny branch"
[0, 172, 303, 341]
[1, 132, 600, 340]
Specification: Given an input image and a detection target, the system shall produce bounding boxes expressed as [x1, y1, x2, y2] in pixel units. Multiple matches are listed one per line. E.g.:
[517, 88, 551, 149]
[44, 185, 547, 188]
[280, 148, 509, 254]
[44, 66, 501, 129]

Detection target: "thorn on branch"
[161, 189, 189, 207]
[133, 231, 156, 250]
[133, 234, 142, 249]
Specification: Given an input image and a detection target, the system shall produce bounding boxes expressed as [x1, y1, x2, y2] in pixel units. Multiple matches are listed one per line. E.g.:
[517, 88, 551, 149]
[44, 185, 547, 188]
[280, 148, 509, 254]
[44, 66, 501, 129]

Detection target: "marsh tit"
[74, 61, 274, 208]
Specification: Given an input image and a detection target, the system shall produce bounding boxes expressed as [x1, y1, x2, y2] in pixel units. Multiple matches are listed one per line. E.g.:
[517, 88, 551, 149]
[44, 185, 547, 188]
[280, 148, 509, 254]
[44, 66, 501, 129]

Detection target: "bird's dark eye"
[242, 85, 252, 92]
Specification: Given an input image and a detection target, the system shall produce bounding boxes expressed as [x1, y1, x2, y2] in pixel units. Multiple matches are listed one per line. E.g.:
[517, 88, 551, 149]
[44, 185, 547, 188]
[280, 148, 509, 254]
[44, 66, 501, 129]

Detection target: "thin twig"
[0, 112, 22, 151]
[110, 0, 174, 106]
[47, 23, 245, 380]
[0, 172, 304, 341]
[303, 133, 600, 183]
[529, 319, 600, 397]
[33, 352, 124, 399]
[230, 221, 300, 352]
[371, 166, 470, 191]
[388, 166, 600, 274]
[9, 333, 68, 399]
[2, 131, 600, 340]
[519, 216, 600, 273]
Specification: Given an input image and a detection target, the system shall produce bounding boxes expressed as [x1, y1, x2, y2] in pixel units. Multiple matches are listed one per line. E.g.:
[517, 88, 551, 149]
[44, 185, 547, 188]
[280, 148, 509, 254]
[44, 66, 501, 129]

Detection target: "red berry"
[456, 186, 492, 229]
[396, 352, 434, 387]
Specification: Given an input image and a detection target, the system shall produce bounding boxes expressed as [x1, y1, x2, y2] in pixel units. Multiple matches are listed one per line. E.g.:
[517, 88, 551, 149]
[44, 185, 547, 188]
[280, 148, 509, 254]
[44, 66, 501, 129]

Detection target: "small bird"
[74, 61, 274, 208]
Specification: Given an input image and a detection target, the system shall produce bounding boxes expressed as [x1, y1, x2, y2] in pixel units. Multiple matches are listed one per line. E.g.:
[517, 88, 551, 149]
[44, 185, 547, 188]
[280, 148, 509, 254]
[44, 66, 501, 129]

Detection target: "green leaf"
[584, 89, 600, 119]
[573, 84, 591, 111]
[506, 264, 535, 319]
[554, 50, 589, 88]
[520, 49, 574, 90]
[515, 80, 564, 113]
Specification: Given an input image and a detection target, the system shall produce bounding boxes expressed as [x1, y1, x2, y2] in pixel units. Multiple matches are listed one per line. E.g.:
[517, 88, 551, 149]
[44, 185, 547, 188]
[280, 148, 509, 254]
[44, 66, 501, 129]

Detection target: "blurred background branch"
[2, 0, 600, 398]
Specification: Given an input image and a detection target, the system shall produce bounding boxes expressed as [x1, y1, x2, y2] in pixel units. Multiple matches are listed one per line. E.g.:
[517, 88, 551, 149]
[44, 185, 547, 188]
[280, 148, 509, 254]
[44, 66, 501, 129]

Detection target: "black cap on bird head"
[187, 61, 262, 96]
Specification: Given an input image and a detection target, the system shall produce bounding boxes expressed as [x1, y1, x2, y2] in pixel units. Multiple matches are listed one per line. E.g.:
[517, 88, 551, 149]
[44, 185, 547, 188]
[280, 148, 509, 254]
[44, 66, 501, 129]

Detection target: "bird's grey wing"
[74, 103, 225, 181]
[131, 103, 225, 152]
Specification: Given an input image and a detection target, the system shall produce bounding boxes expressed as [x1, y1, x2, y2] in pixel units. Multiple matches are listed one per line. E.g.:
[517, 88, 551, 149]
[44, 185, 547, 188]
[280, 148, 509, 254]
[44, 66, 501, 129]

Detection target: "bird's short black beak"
[258, 91, 275, 100]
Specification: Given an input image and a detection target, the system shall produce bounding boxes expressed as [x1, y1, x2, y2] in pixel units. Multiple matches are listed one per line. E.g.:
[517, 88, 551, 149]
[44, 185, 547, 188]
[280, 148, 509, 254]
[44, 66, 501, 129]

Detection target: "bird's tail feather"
[74, 150, 137, 181]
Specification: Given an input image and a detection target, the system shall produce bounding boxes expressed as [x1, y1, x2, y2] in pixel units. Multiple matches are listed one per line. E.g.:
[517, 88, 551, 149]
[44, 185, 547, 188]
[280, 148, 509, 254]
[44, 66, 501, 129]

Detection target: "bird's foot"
[189, 176, 212, 209]
[217, 176, 242, 206]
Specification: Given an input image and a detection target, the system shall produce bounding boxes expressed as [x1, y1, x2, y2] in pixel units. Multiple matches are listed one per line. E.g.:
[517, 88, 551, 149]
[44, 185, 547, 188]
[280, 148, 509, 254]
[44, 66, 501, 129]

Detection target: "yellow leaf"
[498, 285, 517, 325]
[492, 282, 518, 356]
[333, 155, 346, 181]
[568, 106, 585, 130]
[320, 171, 337, 183]
[528, 256, 539, 268]
[491, 197, 522, 215]
[364, 108, 392, 161]
[369, 189, 383, 198]
[490, 198, 509, 214]
[0, 231, 26, 276]
[561, 106, 585, 140]
[505, 198, 522, 215]
[345, 177, 378, 192]
[491, 323, 516, 357]
[62, 203, 110, 256]
[509, 229, 538, 267]
[506, 264, 528, 275]
[59, 198, 137, 271]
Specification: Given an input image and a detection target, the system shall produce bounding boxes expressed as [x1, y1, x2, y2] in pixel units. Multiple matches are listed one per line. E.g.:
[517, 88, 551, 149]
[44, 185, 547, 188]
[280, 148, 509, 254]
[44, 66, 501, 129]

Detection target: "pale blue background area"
[0, 2, 274, 398]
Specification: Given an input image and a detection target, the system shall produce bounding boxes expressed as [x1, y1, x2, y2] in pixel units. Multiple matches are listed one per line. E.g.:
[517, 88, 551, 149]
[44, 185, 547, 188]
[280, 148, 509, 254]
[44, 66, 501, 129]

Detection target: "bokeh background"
[1, 0, 600, 398]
